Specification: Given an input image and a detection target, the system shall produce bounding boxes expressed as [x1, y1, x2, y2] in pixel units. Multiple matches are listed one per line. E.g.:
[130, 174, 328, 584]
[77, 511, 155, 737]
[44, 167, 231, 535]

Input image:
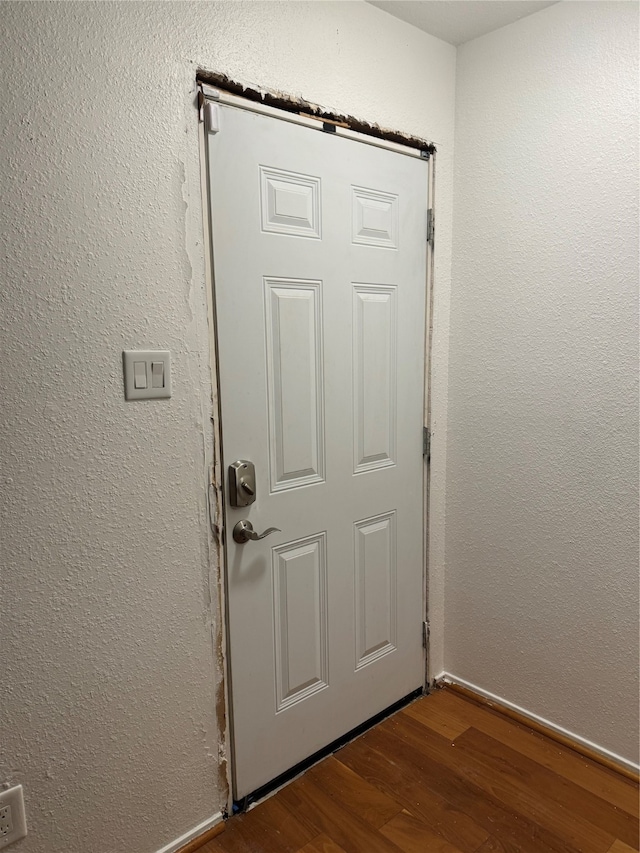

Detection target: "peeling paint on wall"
[197, 71, 437, 155]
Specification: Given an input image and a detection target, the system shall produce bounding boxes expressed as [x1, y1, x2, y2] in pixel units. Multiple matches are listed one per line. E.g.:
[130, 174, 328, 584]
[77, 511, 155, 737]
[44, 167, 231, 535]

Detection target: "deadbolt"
[228, 460, 257, 507]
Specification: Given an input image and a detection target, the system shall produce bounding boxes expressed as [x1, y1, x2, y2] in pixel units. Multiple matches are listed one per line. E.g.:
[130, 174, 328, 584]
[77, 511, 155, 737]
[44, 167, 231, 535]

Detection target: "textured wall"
[446, 1, 639, 763]
[0, 4, 455, 852]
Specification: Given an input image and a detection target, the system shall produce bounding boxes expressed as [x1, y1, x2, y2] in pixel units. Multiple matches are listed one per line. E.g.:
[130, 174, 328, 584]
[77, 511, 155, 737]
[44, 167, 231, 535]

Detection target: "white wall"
[446, 1, 639, 765]
[0, 3, 456, 852]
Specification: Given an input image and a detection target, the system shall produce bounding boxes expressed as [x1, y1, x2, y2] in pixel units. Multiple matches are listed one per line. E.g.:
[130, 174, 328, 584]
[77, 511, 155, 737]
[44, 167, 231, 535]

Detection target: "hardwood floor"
[202, 688, 639, 853]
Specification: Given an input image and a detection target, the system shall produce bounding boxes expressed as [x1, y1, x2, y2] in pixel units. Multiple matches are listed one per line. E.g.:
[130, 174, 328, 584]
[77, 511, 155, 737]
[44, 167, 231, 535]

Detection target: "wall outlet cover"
[0, 786, 27, 847]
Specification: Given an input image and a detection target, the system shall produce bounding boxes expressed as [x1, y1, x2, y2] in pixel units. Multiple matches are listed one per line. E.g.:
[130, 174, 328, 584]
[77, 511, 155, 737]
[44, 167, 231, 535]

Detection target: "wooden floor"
[203, 688, 639, 853]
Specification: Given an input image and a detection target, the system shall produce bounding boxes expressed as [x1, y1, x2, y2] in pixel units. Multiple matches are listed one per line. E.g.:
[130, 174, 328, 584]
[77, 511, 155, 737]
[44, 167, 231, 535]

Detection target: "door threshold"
[233, 686, 424, 813]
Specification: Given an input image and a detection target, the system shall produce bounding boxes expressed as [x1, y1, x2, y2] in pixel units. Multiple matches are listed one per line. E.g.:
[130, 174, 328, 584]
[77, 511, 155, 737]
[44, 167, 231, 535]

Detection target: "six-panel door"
[207, 104, 428, 798]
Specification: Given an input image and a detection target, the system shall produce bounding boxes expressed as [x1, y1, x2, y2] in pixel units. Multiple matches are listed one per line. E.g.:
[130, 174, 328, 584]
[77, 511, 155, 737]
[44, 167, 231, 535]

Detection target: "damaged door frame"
[197, 75, 437, 814]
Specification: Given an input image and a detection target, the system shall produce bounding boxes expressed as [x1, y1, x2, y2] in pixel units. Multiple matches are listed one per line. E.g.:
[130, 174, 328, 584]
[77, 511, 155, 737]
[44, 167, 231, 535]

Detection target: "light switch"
[151, 361, 164, 388]
[123, 351, 171, 400]
[133, 361, 147, 389]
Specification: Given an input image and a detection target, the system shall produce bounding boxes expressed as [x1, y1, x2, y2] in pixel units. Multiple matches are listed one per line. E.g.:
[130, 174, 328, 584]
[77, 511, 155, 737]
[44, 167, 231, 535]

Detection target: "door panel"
[352, 186, 398, 248]
[352, 284, 397, 473]
[265, 278, 324, 490]
[206, 104, 427, 798]
[354, 511, 397, 670]
[273, 533, 328, 712]
[260, 166, 321, 239]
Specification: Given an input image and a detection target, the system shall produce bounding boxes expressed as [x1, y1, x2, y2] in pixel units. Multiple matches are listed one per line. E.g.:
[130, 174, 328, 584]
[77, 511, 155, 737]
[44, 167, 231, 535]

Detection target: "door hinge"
[422, 620, 430, 649]
[423, 426, 431, 462]
[427, 208, 434, 246]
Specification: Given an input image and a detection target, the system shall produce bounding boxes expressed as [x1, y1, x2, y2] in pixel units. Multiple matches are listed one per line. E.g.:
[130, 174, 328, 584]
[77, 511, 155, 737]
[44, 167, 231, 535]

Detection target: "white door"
[206, 102, 428, 799]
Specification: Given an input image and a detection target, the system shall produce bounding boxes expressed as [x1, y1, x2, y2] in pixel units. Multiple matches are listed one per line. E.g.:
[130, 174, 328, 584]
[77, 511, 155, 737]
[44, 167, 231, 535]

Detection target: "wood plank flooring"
[202, 688, 639, 853]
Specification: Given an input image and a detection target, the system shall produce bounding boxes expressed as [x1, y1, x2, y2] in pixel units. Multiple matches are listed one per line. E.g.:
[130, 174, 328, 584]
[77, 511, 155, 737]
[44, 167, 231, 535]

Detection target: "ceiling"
[367, 1, 558, 46]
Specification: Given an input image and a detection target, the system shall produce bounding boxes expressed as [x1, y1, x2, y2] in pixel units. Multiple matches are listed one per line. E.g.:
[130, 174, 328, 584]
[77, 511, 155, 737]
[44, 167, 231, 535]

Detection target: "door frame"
[197, 80, 437, 812]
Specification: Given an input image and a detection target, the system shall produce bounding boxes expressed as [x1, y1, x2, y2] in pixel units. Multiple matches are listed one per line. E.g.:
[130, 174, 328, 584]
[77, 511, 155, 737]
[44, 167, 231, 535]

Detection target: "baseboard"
[438, 672, 640, 781]
[155, 812, 225, 853]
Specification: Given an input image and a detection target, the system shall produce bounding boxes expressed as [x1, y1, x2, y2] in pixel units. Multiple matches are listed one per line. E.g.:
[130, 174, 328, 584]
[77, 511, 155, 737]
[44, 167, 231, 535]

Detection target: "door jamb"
[423, 150, 436, 692]
[197, 105, 234, 817]
[197, 82, 436, 813]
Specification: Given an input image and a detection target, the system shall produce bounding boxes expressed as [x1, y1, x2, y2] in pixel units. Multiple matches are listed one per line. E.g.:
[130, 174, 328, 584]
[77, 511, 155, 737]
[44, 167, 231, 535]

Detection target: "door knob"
[232, 520, 281, 544]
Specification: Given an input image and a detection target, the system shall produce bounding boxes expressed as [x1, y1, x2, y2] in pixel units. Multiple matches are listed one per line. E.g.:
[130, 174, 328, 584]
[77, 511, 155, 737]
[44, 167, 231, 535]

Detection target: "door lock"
[229, 460, 257, 507]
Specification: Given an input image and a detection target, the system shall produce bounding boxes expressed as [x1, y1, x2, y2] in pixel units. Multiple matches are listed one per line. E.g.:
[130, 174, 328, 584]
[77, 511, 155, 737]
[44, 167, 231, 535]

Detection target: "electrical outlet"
[0, 806, 12, 838]
[0, 786, 27, 847]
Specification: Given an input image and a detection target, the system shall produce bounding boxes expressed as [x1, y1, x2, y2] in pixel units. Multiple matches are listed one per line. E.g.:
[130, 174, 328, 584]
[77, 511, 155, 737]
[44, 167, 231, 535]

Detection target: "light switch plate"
[123, 351, 172, 400]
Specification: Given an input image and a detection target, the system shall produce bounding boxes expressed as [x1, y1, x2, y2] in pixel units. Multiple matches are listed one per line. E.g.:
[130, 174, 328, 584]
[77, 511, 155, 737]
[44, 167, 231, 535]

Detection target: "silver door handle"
[232, 520, 281, 544]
